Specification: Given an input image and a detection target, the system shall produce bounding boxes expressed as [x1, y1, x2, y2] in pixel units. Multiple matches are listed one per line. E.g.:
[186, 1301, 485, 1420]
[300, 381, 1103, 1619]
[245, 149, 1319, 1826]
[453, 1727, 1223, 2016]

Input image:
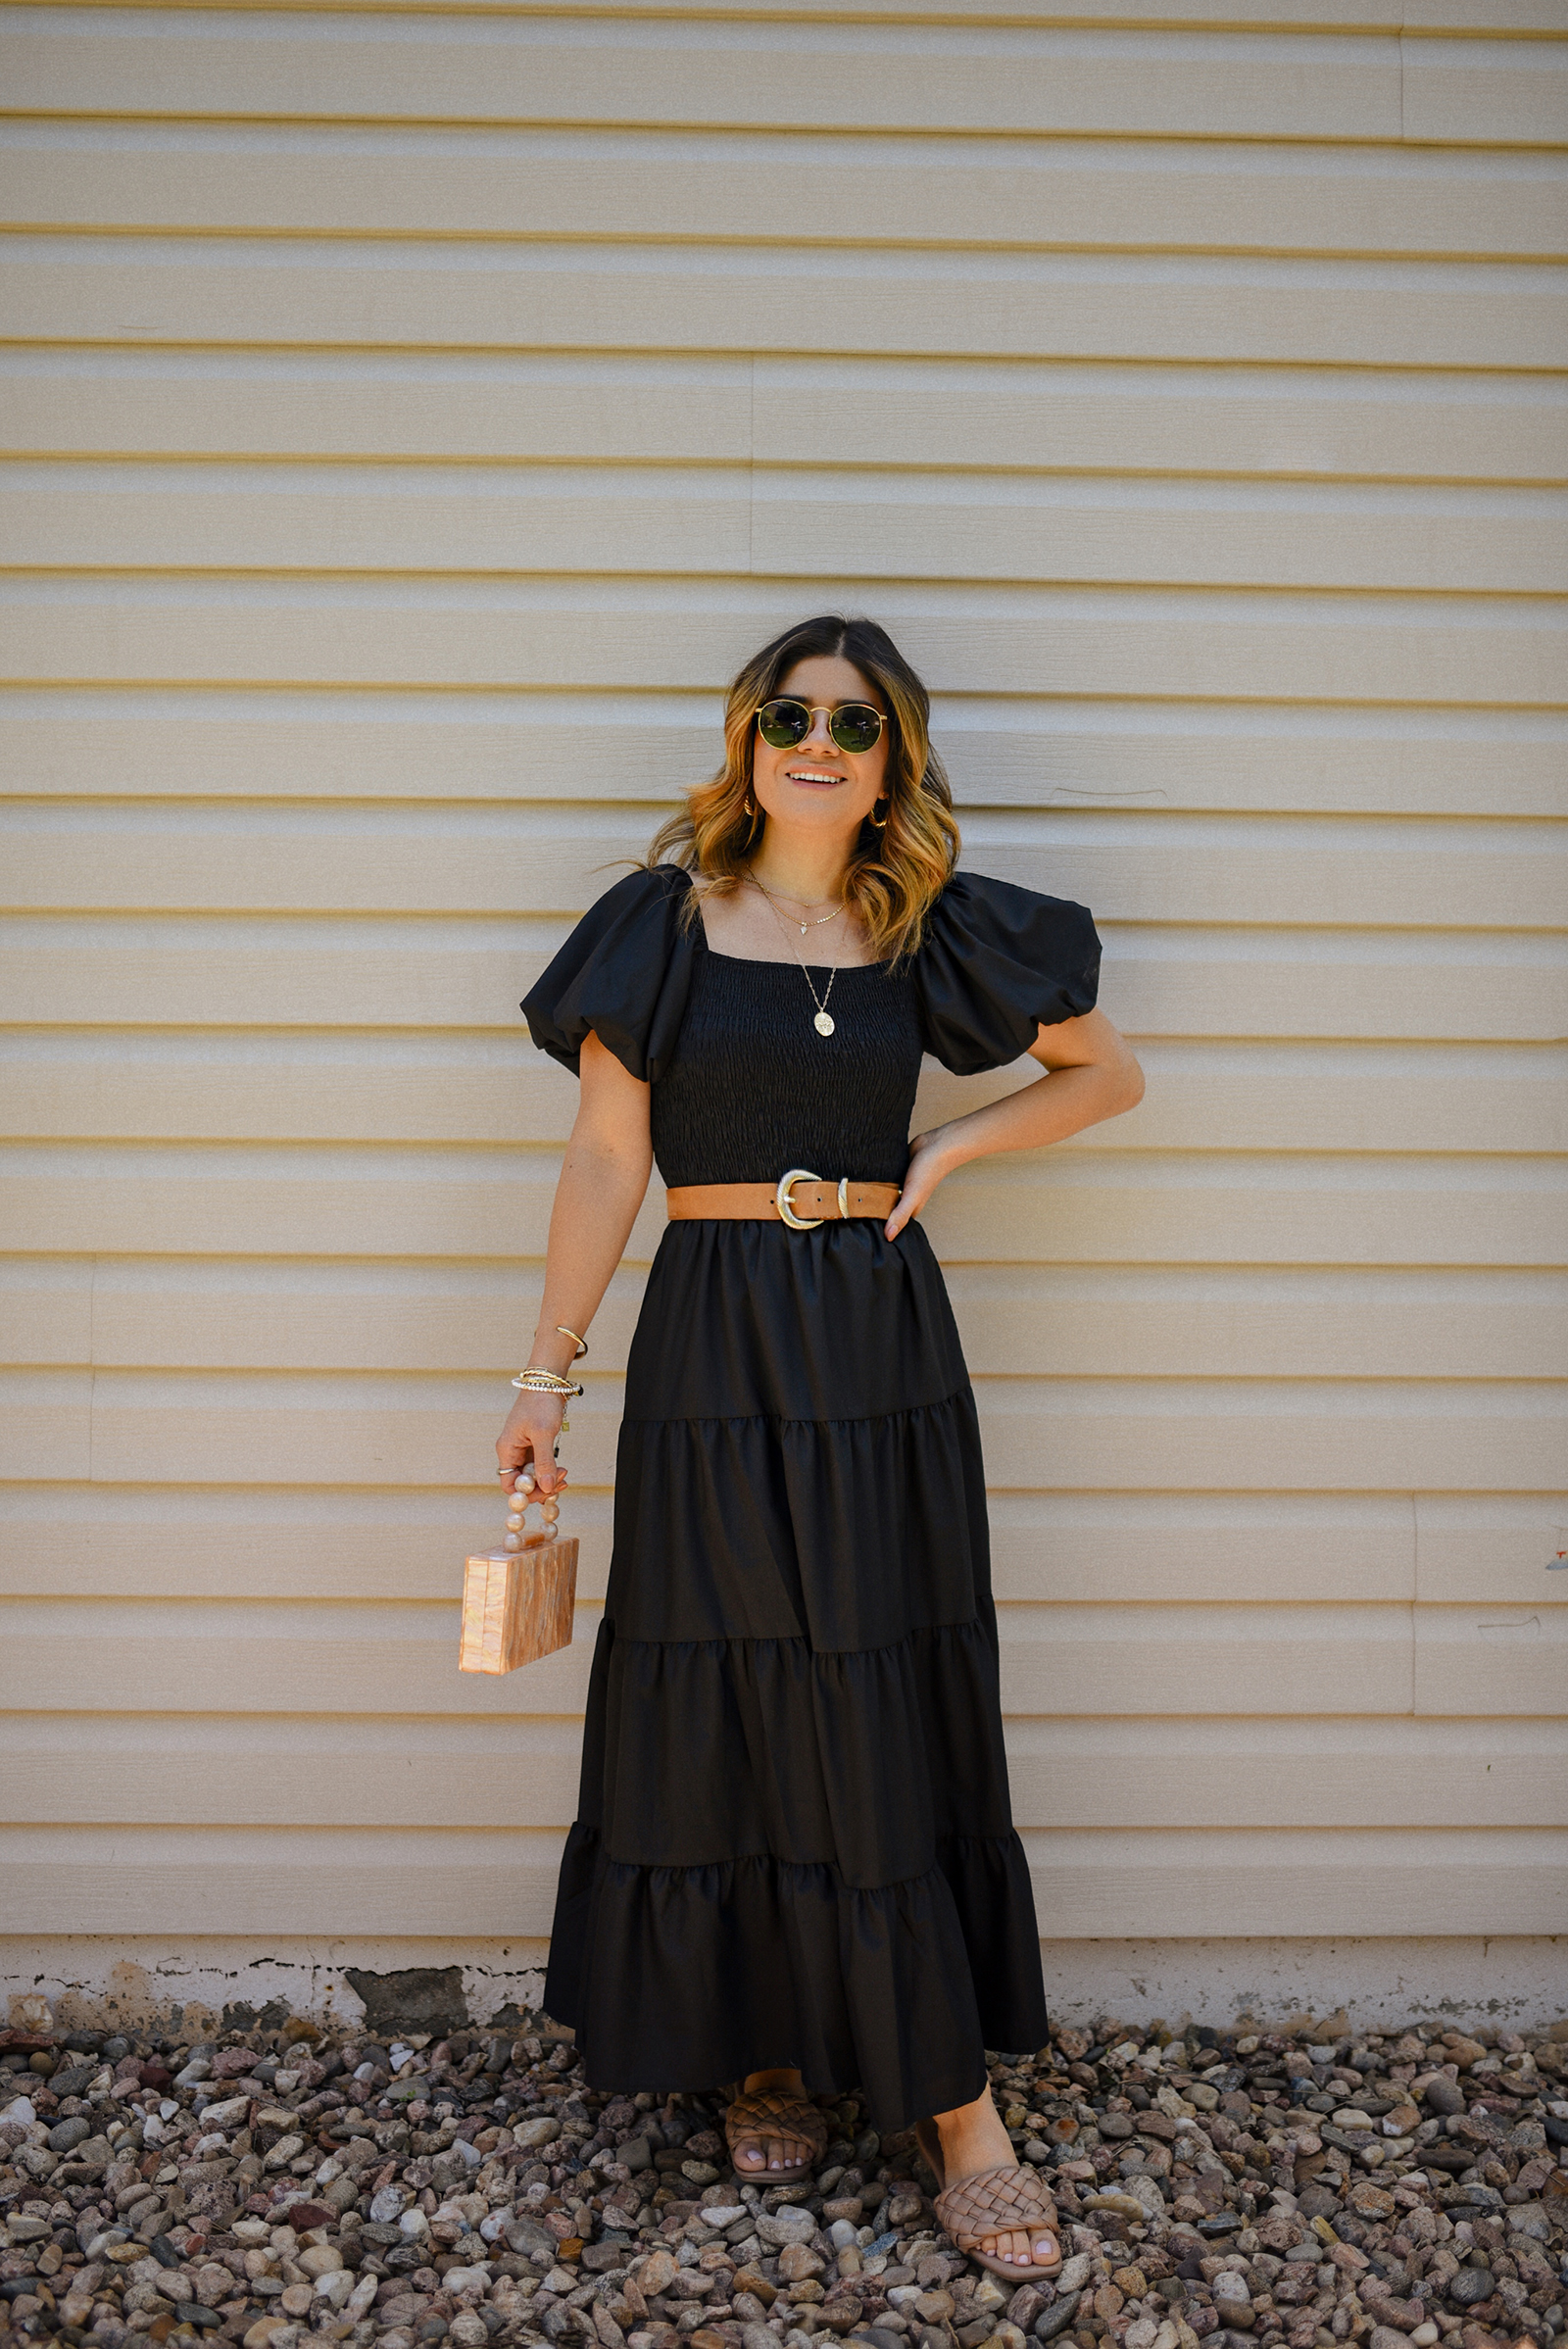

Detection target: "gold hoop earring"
[870, 797, 890, 829]
[743, 795, 761, 843]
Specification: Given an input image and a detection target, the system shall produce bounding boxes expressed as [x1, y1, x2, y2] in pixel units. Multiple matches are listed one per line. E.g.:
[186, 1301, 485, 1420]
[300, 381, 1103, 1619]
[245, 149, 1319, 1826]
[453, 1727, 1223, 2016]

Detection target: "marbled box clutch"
[459, 1517, 577, 1675]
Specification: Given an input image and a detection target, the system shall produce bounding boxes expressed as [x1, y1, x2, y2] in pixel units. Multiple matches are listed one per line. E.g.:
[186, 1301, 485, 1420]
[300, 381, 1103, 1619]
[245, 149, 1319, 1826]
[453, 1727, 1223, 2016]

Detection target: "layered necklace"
[748, 873, 845, 1038]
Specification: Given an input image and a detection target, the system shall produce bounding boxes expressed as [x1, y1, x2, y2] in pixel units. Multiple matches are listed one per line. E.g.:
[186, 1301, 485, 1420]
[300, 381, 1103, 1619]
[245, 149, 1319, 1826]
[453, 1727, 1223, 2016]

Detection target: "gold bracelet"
[510, 1368, 585, 1397]
[556, 1324, 589, 1360]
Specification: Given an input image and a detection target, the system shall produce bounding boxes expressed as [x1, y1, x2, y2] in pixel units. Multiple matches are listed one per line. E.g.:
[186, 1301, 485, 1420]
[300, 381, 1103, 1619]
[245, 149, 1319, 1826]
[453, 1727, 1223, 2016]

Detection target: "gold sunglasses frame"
[753, 698, 887, 754]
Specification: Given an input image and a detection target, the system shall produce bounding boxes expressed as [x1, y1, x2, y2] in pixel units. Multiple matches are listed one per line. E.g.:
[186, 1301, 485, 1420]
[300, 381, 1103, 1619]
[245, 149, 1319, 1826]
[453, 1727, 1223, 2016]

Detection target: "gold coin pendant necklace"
[749, 874, 845, 1038]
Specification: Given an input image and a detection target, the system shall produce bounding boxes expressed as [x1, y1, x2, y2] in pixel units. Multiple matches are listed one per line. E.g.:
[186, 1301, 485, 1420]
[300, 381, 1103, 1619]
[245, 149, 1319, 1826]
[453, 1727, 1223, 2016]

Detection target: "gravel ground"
[3, 2011, 1565, 2349]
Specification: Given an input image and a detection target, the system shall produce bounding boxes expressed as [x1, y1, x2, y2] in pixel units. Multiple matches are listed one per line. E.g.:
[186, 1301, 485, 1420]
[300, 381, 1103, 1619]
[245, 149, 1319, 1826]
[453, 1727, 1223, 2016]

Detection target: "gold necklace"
[752, 876, 843, 1038]
[748, 874, 845, 937]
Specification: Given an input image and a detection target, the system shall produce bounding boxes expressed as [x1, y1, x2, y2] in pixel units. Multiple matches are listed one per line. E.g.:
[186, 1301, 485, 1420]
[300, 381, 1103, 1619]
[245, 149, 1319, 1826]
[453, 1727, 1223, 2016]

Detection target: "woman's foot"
[931, 2084, 1060, 2271]
[727, 2068, 821, 2177]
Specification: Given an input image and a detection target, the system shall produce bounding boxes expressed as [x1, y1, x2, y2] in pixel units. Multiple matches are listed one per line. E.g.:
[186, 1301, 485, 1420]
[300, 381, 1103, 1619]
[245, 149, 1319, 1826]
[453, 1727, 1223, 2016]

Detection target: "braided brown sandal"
[723, 2085, 830, 2184]
[915, 2120, 1063, 2281]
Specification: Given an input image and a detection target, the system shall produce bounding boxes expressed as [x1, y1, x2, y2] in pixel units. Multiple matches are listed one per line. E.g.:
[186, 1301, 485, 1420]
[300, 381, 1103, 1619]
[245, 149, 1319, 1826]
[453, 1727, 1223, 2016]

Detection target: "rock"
[1055, 2256, 1093, 2295]
[279, 2285, 315, 2317]
[700, 2204, 747, 2227]
[262, 2133, 306, 2171]
[47, 2116, 92, 2153]
[297, 2245, 343, 2276]
[505, 2216, 557, 2259]
[516, 2118, 563, 2149]
[1034, 2291, 1081, 2342]
[916, 2292, 956, 2323]
[442, 2267, 489, 2297]
[371, 2185, 412, 2224]
[1369, 2330, 1409, 2349]
[243, 2321, 288, 2349]
[449, 2318, 488, 2348]
[758, 2210, 818, 2248]
[1423, 2082, 1465, 2117]
[198, 2095, 252, 2132]
[778, 2245, 826, 2282]
[633, 2251, 679, 2297]
[0, 2096, 35, 2126]
[1446, 2271, 1494, 2308]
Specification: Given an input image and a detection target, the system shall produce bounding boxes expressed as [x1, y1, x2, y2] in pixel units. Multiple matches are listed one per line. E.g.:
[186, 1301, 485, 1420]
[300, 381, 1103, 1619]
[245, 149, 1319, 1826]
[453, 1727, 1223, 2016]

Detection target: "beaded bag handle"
[498, 1468, 562, 1552]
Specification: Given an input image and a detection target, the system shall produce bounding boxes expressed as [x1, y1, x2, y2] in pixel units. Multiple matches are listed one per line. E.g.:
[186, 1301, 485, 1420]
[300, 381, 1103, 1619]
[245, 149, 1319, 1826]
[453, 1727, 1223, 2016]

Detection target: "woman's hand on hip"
[496, 1391, 569, 1497]
[884, 1128, 957, 1240]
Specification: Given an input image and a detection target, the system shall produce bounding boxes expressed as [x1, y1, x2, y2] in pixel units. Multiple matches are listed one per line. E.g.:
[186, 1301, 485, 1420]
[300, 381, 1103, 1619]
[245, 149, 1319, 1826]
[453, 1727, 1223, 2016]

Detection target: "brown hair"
[645, 613, 960, 962]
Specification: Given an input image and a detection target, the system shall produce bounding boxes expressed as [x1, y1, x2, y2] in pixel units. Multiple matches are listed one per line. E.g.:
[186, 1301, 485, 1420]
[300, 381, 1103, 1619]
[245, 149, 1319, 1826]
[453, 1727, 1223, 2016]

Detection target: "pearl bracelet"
[510, 1368, 585, 1396]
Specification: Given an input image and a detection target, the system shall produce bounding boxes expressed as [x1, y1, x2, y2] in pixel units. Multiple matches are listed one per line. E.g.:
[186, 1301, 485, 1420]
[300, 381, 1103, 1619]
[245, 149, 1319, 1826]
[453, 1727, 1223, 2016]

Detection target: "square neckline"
[693, 906, 891, 977]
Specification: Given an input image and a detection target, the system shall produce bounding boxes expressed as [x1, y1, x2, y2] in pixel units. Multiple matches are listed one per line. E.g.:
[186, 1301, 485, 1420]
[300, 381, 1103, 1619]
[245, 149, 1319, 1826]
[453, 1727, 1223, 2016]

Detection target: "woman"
[499, 614, 1143, 2278]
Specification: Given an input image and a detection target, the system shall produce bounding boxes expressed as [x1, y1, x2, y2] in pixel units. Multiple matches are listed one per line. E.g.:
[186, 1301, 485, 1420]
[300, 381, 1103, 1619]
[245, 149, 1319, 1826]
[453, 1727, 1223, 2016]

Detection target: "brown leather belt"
[667, 1170, 903, 1231]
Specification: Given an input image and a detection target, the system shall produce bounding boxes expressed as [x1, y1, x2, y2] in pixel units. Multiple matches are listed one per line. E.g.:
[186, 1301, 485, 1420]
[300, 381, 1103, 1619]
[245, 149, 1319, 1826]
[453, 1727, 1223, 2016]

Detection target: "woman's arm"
[496, 1030, 654, 1495]
[884, 1006, 1144, 1240]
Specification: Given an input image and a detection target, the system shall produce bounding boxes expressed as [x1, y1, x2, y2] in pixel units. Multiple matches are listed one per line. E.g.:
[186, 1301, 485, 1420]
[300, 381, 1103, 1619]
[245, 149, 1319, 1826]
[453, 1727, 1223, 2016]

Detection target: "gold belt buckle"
[776, 1169, 851, 1230]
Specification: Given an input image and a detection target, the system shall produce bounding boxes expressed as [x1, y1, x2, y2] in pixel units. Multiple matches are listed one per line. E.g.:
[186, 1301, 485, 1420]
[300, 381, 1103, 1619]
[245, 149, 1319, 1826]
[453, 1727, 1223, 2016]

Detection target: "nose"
[801, 709, 841, 760]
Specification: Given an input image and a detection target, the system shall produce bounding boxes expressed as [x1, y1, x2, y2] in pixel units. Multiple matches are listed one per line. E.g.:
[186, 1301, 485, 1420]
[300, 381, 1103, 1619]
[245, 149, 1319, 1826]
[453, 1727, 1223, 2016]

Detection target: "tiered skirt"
[542, 1215, 1049, 2129]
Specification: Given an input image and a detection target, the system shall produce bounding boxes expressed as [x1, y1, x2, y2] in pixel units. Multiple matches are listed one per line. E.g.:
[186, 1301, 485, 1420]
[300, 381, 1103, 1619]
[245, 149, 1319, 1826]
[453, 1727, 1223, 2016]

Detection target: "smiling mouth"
[785, 767, 847, 784]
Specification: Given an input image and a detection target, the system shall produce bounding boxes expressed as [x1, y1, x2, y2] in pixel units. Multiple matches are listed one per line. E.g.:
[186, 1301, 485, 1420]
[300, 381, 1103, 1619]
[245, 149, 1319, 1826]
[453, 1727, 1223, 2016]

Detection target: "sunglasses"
[755, 698, 887, 756]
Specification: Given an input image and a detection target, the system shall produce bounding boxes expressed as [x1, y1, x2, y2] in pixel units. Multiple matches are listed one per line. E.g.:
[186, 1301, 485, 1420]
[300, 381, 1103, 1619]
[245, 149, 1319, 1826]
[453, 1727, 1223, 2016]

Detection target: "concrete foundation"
[4, 1935, 1564, 2040]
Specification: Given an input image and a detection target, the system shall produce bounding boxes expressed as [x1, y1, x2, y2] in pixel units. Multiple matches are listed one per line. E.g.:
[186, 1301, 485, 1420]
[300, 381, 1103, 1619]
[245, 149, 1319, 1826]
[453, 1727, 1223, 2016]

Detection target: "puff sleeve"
[521, 864, 696, 1083]
[912, 869, 1102, 1075]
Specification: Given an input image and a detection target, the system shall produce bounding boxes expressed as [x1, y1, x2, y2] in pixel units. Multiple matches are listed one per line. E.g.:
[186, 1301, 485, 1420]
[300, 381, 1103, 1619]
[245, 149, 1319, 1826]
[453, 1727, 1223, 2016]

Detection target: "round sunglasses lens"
[830, 705, 883, 754]
[758, 700, 809, 749]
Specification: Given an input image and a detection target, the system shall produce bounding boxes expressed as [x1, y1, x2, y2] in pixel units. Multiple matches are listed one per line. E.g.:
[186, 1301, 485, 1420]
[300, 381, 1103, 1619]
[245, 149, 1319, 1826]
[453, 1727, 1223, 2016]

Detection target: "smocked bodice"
[650, 941, 924, 1188]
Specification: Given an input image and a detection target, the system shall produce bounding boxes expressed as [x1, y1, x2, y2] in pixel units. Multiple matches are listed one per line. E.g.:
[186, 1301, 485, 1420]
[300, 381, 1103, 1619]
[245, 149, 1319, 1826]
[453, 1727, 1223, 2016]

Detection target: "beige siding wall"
[1, 0, 1565, 1996]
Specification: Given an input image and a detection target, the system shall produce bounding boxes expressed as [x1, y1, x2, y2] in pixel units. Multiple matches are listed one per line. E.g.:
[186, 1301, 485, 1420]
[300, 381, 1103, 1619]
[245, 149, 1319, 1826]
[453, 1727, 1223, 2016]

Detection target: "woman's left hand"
[884, 1127, 956, 1240]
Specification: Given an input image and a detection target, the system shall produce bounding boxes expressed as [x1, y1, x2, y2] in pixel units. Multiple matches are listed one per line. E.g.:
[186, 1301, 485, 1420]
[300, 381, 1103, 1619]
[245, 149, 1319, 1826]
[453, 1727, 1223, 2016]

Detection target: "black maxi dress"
[522, 864, 1101, 2131]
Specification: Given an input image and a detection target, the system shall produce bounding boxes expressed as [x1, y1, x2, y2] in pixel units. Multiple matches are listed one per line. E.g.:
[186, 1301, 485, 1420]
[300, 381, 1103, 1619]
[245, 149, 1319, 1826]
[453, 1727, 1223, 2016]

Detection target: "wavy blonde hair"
[646, 613, 959, 963]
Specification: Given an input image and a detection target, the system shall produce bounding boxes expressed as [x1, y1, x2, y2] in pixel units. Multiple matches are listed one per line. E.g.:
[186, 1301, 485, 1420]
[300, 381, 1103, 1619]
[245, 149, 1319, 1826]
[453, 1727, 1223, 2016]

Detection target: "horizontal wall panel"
[4, 1150, 1564, 1265]
[1414, 1604, 1568, 1715]
[0, 24, 1423, 141]
[6, 1253, 1561, 1380]
[0, 355, 757, 467]
[6, 581, 1563, 707]
[10, 465, 1567, 595]
[0, 1487, 621, 1606]
[0, 1488, 1480, 1610]
[0, 1824, 1561, 1939]
[1401, 37, 1568, 145]
[4, 1033, 1567, 1155]
[0, 1491, 1540, 1614]
[6, 1357, 1563, 1488]
[1012, 1830, 1568, 1939]
[8, 805, 1562, 930]
[0, 1595, 1427, 1722]
[9, 140, 1564, 265]
[8, 1717, 1564, 1833]
[0, 1485, 1552, 1616]
[7, 0, 1561, 30]
[5, 700, 1565, 817]
[5, 929, 1562, 1041]
[7, 244, 1564, 370]
[7, 356, 1565, 488]
[1415, 1494, 1568, 1604]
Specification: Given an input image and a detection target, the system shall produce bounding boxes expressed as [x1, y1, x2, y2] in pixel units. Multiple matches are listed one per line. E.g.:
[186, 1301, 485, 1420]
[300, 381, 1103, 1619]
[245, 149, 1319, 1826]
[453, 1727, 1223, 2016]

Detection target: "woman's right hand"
[496, 1390, 569, 1498]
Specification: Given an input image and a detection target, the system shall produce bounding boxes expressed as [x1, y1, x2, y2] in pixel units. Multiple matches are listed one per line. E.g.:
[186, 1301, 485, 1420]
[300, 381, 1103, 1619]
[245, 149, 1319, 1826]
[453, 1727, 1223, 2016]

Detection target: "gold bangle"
[510, 1369, 584, 1397]
[555, 1324, 589, 1360]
